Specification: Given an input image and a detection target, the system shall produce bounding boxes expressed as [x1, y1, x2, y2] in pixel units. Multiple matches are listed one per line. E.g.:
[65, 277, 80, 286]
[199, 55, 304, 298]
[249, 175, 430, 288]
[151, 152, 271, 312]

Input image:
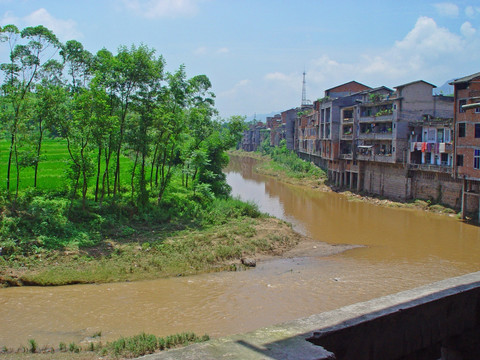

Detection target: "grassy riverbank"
[0, 212, 300, 287]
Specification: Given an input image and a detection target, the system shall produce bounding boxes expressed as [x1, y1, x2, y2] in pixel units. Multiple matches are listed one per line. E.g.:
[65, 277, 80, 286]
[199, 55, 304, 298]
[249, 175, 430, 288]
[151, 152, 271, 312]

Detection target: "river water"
[1, 155, 480, 348]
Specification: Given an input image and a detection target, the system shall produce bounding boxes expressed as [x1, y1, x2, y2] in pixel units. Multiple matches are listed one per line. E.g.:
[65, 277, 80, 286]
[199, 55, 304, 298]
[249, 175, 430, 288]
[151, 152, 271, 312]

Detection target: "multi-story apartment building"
[311, 81, 371, 181]
[296, 107, 318, 157]
[452, 72, 480, 219]
[241, 122, 268, 152]
[266, 114, 285, 147]
[350, 81, 454, 201]
[282, 108, 298, 151]
[408, 116, 453, 172]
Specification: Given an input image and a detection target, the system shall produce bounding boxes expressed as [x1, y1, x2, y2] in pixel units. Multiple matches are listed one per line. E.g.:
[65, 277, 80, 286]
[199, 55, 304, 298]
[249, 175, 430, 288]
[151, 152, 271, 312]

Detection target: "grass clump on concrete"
[102, 332, 209, 358]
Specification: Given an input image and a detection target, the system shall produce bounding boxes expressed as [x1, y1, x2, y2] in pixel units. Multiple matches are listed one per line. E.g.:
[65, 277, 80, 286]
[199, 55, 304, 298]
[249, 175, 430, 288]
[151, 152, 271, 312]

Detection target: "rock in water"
[241, 258, 256, 267]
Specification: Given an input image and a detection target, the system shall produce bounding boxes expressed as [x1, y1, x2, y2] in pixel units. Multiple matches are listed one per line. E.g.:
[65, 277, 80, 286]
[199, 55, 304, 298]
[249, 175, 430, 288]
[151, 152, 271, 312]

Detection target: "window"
[475, 150, 480, 170]
[441, 153, 448, 165]
[476, 107, 480, 114]
[437, 128, 444, 142]
[457, 154, 464, 167]
[459, 99, 467, 113]
[444, 129, 451, 143]
[459, 123, 466, 138]
[425, 152, 432, 164]
[476, 124, 480, 138]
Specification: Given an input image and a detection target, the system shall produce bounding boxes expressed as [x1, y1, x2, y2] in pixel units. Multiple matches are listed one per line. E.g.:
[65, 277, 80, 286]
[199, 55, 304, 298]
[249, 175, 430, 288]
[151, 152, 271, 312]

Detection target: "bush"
[202, 198, 262, 225]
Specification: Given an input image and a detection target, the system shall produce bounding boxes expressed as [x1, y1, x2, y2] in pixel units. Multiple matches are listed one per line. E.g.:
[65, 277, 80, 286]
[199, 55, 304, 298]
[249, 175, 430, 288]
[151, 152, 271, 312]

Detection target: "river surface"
[1, 155, 480, 348]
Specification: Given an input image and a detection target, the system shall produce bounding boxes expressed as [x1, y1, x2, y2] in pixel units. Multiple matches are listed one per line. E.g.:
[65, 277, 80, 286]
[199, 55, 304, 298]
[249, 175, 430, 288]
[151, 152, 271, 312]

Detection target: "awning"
[357, 145, 374, 148]
[462, 103, 480, 110]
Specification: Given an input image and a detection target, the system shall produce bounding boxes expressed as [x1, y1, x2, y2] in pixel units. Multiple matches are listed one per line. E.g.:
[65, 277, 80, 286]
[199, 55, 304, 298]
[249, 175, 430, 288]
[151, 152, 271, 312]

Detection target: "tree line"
[0, 24, 245, 209]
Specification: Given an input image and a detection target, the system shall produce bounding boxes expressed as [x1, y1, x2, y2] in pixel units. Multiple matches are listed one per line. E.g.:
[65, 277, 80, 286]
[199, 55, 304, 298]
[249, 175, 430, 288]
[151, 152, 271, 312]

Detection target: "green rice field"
[0, 138, 132, 192]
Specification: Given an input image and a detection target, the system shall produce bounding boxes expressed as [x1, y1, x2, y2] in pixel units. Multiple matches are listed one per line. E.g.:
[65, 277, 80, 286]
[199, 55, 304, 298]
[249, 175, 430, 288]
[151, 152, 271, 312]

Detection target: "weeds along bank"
[0, 176, 302, 286]
[1, 331, 210, 359]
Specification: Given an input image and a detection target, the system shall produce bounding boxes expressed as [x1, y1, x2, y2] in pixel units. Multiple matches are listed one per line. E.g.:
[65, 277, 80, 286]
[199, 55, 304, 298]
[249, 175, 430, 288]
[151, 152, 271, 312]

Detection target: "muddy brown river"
[1, 155, 480, 348]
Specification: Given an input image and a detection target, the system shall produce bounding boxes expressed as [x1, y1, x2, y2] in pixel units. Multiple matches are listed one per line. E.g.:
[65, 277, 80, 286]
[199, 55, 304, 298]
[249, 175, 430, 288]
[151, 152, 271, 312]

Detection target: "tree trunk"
[94, 145, 102, 202]
[131, 151, 139, 200]
[34, 118, 44, 188]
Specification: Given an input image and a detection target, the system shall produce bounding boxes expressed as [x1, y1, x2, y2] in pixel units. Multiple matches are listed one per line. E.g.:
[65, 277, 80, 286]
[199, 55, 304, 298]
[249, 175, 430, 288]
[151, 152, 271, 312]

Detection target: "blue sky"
[1, 0, 480, 119]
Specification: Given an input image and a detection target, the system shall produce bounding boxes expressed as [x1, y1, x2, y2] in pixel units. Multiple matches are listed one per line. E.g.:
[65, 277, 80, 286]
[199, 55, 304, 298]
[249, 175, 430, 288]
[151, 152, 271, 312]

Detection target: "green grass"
[0, 332, 210, 359]
[2, 215, 299, 286]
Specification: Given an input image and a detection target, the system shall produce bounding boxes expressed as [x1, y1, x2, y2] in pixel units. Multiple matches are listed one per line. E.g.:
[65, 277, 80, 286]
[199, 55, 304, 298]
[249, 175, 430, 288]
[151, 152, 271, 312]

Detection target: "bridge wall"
[142, 271, 480, 360]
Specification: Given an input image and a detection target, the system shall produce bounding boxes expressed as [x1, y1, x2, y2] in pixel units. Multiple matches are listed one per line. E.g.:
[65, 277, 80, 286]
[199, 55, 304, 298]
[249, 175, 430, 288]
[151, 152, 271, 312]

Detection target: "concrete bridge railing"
[141, 271, 480, 360]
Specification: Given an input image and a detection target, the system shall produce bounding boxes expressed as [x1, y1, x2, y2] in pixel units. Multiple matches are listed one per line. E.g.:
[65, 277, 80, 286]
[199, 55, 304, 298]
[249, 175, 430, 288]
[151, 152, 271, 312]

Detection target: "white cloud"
[1, 11, 18, 26]
[216, 47, 229, 54]
[465, 5, 480, 18]
[218, 15, 480, 117]
[301, 16, 476, 95]
[1, 8, 82, 41]
[434, 2, 459, 17]
[123, 0, 200, 18]
[461, 21, 476, 37]
[394, 16, 463, 57]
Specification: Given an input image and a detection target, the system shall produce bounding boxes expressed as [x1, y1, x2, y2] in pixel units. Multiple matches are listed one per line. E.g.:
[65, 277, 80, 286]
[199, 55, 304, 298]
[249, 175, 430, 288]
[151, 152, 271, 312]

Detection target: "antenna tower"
[301, 71, 309, 106]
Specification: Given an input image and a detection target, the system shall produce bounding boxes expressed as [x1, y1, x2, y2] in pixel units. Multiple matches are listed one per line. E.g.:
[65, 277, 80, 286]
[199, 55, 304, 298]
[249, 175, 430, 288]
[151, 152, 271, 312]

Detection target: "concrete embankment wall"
[141, 271, 480, 360]
[410, 170, 464, 209]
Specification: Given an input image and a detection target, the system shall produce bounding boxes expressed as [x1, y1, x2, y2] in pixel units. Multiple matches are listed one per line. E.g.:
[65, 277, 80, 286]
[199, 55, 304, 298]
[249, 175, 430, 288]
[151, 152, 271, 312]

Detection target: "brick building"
[451, 72, 480, 219]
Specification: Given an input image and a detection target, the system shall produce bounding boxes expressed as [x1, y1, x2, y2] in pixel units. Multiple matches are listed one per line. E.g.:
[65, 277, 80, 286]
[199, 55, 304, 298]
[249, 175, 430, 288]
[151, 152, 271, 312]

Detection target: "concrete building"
[241, 122, 268, 152]
[266, 114, 285, 147]
[354, 81, 454, 201]
[451, 72, 480, 219]
[282, 108, 298, 151]
[298, 81, 371, 178]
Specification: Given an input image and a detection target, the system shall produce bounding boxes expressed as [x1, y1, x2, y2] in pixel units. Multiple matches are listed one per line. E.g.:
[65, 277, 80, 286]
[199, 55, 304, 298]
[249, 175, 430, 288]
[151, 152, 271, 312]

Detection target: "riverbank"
[0, 216, 307, 287]
[229, 150, 459, 217]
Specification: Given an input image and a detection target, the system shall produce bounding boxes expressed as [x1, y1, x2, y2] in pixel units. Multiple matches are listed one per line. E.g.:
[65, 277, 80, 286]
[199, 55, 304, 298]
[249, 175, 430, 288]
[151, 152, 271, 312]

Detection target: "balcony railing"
[339, 153, 353, 160]
[359, 114, 394, 122]
[356, 153, 395, 163]
[341, 134, 353, 140]
[358, 132, 393, 140]
[342, 117, 354, 123]
[408, 163, 452, 173]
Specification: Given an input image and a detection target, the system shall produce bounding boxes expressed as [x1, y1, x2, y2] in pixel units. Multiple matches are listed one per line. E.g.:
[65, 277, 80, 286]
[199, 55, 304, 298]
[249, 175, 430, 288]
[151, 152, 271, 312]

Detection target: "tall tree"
[109, 44, 161, 197]
[0, 25, 60, 194]
[32, 59, 65, 187]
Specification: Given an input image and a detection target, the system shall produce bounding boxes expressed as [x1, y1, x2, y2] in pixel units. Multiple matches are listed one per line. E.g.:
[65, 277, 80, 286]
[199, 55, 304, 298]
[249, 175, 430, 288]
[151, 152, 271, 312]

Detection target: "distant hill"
[433, 79, 454, 96]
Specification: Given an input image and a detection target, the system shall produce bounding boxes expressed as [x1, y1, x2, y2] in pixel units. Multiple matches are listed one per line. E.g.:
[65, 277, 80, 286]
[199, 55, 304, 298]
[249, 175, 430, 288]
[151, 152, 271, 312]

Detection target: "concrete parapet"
[141, 272, 480, 360]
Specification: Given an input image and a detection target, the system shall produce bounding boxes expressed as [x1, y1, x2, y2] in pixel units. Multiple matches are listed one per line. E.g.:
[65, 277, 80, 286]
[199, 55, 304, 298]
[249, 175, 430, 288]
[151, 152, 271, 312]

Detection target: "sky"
[1, 0, 480, 119]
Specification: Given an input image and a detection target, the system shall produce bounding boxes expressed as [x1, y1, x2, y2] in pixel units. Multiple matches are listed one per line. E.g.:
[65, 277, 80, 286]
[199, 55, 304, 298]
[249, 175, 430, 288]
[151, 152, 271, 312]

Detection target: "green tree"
[0, 25, 61, 195]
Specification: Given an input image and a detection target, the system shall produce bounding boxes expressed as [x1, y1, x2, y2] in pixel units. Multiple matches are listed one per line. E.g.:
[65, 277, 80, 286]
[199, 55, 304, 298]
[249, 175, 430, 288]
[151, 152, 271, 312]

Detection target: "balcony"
[356, 153, 395, 163]
[358, 132, 393, 140]
[409, 163, 452, 174]
[359, 114, 394, 122]
[339, 153, 353, 160]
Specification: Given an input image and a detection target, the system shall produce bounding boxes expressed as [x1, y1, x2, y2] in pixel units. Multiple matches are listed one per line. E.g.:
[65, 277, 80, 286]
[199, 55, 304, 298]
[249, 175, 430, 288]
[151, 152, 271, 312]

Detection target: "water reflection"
[225, 155, 480, 268]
